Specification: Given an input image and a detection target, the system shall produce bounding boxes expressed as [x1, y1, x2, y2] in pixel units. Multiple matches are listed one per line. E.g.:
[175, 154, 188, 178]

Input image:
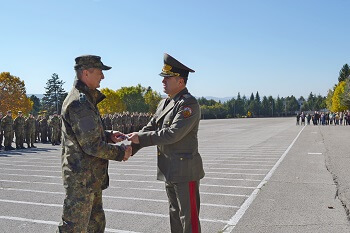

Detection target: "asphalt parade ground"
[1, 117, 350, 233]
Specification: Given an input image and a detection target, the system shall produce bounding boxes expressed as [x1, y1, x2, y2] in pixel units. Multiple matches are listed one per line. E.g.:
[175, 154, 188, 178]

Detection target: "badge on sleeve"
[183, 106, 193, 118]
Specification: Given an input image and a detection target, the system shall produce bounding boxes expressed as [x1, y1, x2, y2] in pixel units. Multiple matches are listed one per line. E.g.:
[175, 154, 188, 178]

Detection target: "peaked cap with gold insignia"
[159, 53, 195, 78]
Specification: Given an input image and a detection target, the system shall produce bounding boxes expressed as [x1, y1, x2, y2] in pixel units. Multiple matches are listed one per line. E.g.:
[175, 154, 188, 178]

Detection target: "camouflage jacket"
[61, 78, 125, 193]
[2, 115, 14, 133]
[133, 88, 205, 183]
[50, 116, 61, 130]
[14, 116, 25, 131]
[25, 117, 36, 131]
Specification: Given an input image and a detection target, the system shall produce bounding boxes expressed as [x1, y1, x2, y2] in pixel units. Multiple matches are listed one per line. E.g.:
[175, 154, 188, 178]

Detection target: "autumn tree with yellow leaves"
[0, 72, 33, 116]
[331, 81, 347, 112]
[97, 84, 162, 115]
[98, 88, 125, 115]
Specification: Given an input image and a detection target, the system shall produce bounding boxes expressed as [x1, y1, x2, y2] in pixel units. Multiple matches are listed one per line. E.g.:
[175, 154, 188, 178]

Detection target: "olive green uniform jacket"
[133, 88, 205, 183]
[61, 79, 125, 193]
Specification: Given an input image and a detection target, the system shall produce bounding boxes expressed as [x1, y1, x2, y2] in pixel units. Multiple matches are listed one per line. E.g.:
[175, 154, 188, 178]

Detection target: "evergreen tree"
[338, 64, 350, 82]
[275, 96, 284, 116]
[255, 91, 261, 116]
[30, 95, 41, 115]
[267, 96, 275, 116]
[42, 73, 67, 114]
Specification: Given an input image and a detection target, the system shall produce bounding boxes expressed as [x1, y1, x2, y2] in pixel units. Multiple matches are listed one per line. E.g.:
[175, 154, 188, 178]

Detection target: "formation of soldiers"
[296, 111, 350, 126]
[0, 110, 153, 151]
[0, 110, 62, 151]
[102, 112, 152, 133]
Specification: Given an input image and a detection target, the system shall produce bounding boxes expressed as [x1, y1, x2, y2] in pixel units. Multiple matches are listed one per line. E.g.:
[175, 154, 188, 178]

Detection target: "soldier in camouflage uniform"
[50, 112, 61, 145]
[57, 55, 132, 233]
[128, 54, 204, 233]
[2, 110, 15, 151]
[104, 114, 112, 130]
[0, 112, 3, 150]
[111, 113, 118, 131]
[25, 114, 36, 148]
[47, 116, 52, 143]
[14, 111, 26, 149]
[39, 116, 48, 143]
[35, 115, 41, 142]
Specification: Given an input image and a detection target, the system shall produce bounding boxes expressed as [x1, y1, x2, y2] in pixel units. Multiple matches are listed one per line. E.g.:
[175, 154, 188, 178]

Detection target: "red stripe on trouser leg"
[189, 181, 199, 233]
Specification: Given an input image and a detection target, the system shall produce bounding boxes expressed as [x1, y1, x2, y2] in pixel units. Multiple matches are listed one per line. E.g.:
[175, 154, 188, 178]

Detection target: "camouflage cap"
[74, 55, 112, 71]
[159, 53, 195, 78]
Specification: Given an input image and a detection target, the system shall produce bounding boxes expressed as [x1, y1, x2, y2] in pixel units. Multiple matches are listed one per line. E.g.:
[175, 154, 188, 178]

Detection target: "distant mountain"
[27, 94, 44, 99]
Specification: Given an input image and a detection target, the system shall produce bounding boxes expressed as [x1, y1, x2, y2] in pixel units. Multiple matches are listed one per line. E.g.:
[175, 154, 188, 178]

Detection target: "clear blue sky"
[1, 0, 349, 99]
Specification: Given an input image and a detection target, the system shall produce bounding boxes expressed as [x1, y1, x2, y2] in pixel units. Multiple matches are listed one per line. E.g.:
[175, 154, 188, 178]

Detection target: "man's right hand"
[123, 145, 132, 161]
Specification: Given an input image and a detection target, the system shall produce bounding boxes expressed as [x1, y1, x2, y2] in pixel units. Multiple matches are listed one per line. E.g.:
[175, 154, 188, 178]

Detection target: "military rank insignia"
[183, 106, 193, 118]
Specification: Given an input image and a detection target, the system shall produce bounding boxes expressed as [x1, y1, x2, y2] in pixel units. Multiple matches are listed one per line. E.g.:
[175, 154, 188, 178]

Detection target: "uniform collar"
[74, 78, 106, 104]
[172, 87, 189, 102]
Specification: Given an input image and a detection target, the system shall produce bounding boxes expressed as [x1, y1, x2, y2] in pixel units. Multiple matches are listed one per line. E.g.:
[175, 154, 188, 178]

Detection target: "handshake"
[110, 131, 140, 162]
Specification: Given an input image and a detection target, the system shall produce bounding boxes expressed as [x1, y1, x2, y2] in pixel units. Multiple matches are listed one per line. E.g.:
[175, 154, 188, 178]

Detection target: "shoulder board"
[182, 94, 192, 99]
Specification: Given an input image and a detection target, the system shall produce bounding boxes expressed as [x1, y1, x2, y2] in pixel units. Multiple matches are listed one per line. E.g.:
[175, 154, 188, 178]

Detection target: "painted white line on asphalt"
[0, 168, 61, 173]
[0, 187, 238, 208]
[204, 161, 276, 165]
[0, 160, 60, 164]
[0, 173, 60, 178]
[222, 125, 306, 233]
[0, 199, 227, 223]
[308, 152, 322, 155]
[0, 163, 57, 168]
[203, 177, 261, 182]
[208, 168, 270, 171]
[201, 184, 255, 189]
[0, 179, 61, 186]
[205, 171, 266, 176]
[0, 216, 141, 233]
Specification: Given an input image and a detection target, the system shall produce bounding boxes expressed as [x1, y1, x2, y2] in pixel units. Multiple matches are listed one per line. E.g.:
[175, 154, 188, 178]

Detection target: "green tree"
[341, 79, 350, 109]
[116, 84, 152, 113]
[260, 96, 269, 116]
[30, 95, 41, 115]
[338, 64, 350, 82]
[42, 73, 67, 114]
[235, 93, 245, 117]
[268, 96, 275, 116]
[285, 95, 299, 113]
[255, 91, 261, 116]
[144, 87, 162, 113]
[275, 96, 284, 116]
[326, 88, 334, 110]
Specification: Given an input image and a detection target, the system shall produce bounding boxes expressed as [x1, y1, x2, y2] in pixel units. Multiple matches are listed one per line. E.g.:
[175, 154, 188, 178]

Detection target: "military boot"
[27, 144, 31, 148]
[31, 144, 37, 148]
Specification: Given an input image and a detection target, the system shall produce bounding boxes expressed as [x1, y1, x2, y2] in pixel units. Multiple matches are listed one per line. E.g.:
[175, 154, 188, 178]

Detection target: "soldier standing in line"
[116, 113, 123, 132]
[35, 115, 41, 143]
[50, 112, 61, 145]
[47, 116, 52, 143]
[25, 114, 37, 148]
[14, 111, 26, 149]
[57, 55, 132, 232]
[128, 53, 204, 233]
[132, 112, 139, 132]
[2, 110, 15, 151]
[105, 114, 113, 130]
[0, 112, 3, 150]
[111, 113, 118, 131]
[40, 116, 48, 142]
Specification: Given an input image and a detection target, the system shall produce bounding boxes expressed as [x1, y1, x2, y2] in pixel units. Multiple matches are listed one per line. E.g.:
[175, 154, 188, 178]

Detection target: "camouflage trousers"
[57, 189, 105, 233]
[52, 128, 60, 144]
[15, 130, 25, 147]
[4, 131, 14, 147]
[26, 130, 35, 146]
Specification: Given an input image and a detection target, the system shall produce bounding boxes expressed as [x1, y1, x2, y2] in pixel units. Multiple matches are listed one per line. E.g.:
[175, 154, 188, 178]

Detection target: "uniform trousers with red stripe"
[165, 180, 201, 233]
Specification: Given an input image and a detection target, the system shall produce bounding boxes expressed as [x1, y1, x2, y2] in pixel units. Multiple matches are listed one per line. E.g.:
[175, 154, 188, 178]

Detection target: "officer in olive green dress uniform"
[128, 53, 204, 233]
[57, 55, 132, 233]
